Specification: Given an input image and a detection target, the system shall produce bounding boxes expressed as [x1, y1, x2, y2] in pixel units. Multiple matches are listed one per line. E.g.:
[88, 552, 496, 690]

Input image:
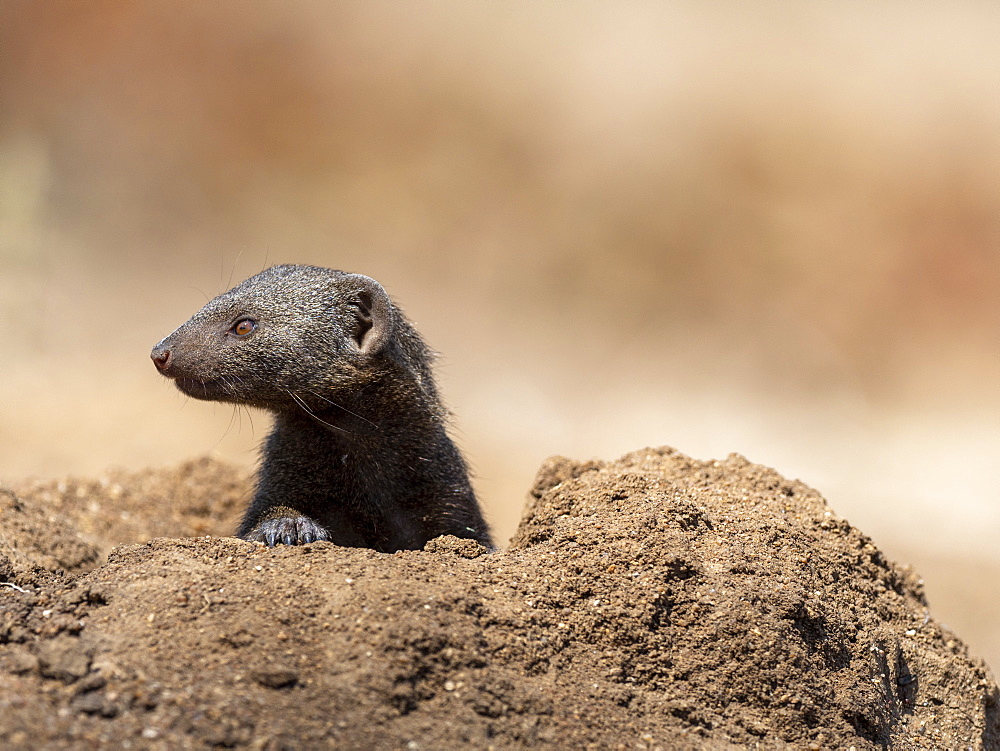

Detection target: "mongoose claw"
[248, 516, 331, 547]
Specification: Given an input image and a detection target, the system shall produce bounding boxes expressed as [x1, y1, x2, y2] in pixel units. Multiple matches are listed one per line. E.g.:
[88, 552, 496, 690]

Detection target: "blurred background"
[0, 2, 997, 670]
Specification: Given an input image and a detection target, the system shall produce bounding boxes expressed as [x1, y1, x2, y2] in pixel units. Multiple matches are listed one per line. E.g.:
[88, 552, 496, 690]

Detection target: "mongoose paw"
[248, 516, 331, 547]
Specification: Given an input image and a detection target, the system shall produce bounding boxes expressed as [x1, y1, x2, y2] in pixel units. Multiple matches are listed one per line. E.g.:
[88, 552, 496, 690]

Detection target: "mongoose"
[150, 264, 493, 552]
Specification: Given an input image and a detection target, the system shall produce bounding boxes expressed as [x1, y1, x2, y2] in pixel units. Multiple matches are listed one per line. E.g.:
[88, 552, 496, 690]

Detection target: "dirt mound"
[0, 448, 996, 749]
[11, 457, 250, 558]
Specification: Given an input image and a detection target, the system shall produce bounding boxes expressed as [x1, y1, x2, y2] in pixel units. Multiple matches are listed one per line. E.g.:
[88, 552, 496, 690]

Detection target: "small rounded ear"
[344, 274, 393, 356]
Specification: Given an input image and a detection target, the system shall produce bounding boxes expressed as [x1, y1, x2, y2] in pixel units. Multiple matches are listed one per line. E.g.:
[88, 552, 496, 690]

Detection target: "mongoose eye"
[231, 319, 257, 337]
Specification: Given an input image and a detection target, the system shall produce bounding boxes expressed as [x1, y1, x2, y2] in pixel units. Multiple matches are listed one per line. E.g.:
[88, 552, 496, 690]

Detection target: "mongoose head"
[150, 265, 399, 412]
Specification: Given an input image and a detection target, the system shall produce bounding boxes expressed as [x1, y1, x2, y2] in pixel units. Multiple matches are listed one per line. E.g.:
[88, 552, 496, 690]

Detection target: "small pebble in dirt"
[72, 693, 106, 715]
[6, 646, 38, 675]
[74, 673, 107, 694]
[251, 668, 299, 689]
[36, 636, 92, 682]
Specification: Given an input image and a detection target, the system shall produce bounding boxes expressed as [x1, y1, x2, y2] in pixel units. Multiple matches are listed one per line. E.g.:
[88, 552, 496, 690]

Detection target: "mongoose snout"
[150, 348, 171, 372]
[151, 264, 493, 552]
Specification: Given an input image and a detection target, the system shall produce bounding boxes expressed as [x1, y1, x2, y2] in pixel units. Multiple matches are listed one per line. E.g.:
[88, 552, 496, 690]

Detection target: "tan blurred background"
[1, 2, 997, 670]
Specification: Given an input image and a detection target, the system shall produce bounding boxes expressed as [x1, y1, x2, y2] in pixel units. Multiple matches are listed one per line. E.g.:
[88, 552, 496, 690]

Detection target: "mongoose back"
[150, 264, 493, 552]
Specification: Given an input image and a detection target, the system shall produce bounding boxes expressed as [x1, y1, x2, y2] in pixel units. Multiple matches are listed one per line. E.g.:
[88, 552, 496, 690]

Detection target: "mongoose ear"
[345, 274, 393, 356]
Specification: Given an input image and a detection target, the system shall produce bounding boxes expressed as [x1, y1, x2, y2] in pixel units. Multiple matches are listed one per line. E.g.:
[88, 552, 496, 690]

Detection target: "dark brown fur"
[151, 264, 492, 551]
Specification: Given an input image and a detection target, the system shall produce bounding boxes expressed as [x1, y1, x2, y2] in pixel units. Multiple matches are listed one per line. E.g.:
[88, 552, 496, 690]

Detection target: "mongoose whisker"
[284, 388, 353, 436]
[300, 387, 379, 430]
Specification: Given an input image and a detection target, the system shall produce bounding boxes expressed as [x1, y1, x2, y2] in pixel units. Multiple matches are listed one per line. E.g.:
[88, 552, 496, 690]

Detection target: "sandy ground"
[0, 448, 996, 749]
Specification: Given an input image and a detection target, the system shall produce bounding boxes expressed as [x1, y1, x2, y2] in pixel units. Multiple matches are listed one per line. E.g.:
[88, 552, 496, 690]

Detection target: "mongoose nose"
[151, 347, 172, 372]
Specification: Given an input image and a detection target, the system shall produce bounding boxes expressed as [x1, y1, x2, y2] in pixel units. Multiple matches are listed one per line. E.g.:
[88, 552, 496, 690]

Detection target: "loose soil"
[1, 447, 996, 749]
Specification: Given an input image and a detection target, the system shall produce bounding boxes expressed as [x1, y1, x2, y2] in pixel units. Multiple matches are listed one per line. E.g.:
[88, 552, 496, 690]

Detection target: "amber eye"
[232, 319, 256, 337]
